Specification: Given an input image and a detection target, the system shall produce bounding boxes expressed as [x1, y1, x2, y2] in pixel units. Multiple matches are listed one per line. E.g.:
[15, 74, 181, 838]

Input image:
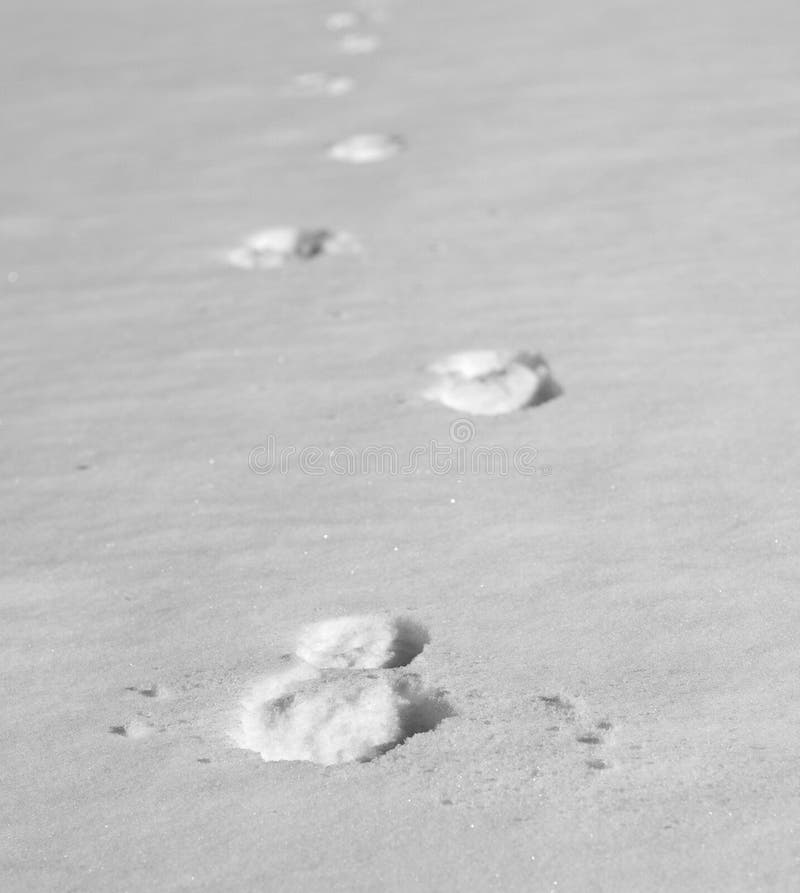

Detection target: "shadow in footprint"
[358, 678, 454, 762]
[395, 678, 454, 742]
[384, 618, 431, 668]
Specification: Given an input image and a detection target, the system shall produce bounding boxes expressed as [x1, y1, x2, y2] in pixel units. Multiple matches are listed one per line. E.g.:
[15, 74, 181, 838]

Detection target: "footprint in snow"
[423, 349, 562, 416]
[235, 615, 452, 765]
[288, 71, 355, 97]
[327, 133, 405, 164]
[325, 11, 362, 31]
[337, 33, 381, 54]
[226, 227, 361, 270]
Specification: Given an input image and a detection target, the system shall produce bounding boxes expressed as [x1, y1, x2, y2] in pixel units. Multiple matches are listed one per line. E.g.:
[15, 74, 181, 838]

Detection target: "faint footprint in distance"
[424, 349, 563, 416]
[338, 33, 381, 54]
[325, 11, 361, 31]
[327, 133, 405, 163]
[226, 226, 361, 270]
[288, 72, 355, 98]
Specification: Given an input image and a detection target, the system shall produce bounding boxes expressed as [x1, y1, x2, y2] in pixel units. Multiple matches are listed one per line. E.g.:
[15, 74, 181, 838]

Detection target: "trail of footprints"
[223, 7, 563, 416]
[110, 6, 579, 766]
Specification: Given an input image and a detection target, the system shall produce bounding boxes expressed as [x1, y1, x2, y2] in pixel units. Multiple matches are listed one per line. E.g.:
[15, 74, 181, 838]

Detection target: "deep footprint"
[236, 666, 452, 765]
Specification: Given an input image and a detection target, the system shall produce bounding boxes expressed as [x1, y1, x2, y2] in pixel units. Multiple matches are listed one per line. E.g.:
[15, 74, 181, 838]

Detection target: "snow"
[236, 665, 451, 765]
[295, 614, 429, 669]
[3, 0, 800, 889]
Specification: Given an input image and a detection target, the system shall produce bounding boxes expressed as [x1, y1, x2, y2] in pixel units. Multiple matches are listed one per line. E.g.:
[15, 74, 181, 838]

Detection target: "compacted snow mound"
[423, 349, 563, 416]
[295, 614, 429, 669]
[236, 668, 451, 765]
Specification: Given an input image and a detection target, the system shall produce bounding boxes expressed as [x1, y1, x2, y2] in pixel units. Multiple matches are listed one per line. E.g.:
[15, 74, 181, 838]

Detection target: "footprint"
[428, 350, 519, 380]
[235, 616, 450, 765]
[327, 133, 405, 164]
[423, 350, 562, 416]
[236, 667, 451, 765]
[325, 11, 361, 31]
[226, 227, 361, 270]
[295, 614, 430, 669]
[337, 33, 381, 54]
[288, 72, 355, 97]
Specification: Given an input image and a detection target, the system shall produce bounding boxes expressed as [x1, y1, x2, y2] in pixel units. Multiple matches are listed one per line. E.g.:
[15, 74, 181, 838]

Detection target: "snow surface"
[3, 0, 800, 889]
